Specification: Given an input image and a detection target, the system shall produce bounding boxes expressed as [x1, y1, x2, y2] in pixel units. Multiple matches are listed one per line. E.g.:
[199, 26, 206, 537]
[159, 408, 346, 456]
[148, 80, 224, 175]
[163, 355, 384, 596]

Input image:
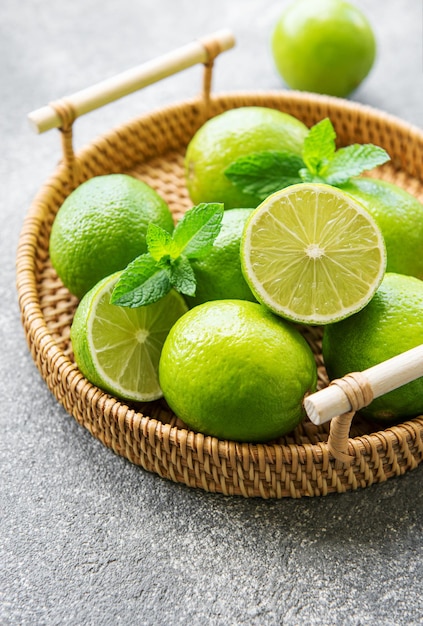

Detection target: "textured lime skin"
[322, 273, 423, 422]
[340, 177, 423, 280]
[159, 300, 317, 442]
[50, 174, 174, 299]
[186, 208, 256, 307]
[271, 0, 376, 97]
[184, 107, 308, 209]
[70, 276, 107, 391]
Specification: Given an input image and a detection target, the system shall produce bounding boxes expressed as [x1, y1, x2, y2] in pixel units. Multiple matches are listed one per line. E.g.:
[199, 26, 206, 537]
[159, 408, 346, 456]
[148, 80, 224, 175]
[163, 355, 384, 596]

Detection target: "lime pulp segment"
[241, 184, 386, 324]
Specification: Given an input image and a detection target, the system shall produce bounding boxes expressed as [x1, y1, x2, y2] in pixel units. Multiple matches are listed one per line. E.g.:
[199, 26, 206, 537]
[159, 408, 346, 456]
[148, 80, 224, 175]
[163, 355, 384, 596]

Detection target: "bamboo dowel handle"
[304, 343, 423, 425]
[28, 29, 235, 134]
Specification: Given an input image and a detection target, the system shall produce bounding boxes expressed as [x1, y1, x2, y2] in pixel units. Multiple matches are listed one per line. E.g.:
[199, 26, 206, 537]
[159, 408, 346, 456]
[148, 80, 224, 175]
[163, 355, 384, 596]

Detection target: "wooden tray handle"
[27, 29, 235, 134]
[304, 343, 423, 464]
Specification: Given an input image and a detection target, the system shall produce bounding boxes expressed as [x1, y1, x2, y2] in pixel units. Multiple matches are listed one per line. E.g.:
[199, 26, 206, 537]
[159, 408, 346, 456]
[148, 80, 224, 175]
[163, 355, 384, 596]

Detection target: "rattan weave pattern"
[17, 91, 423, 498]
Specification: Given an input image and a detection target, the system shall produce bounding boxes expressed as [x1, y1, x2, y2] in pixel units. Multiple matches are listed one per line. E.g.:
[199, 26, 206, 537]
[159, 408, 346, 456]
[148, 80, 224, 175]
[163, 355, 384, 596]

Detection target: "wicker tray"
[17, 31, 423, 498]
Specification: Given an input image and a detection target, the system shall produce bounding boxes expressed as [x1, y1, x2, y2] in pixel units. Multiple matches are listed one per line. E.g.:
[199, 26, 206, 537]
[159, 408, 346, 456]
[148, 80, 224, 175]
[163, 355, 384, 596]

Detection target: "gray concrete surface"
[2, 1, 423, 624]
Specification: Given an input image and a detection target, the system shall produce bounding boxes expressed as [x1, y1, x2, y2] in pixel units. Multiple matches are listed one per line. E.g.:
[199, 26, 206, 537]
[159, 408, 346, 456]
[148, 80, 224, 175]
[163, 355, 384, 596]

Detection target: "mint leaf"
[146, 223, 178, 262]
[170, 255, 196, 296]
[225, 151, 304, 200]
[302, 118, 336, 175]
[172, 203, 224, 259]
[323, 144, 391, 186]
[111, 254, 171, 307]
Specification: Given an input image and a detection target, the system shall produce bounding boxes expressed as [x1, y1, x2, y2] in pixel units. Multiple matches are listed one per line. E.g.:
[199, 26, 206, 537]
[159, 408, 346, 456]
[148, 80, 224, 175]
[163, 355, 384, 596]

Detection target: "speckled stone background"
[2, 1, 423, 624]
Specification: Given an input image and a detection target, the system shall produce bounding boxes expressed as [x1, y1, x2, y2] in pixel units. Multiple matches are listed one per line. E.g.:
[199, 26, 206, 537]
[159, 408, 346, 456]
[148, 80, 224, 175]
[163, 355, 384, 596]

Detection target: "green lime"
[241, 183, 386, 325]
[71, 272, 188, 402]
[159, 300, 317, 442]
[50, 174, 174, 299]
[340, 177, 423, 280]
[271, 0, 376, 97]
[186, 208, 256, 307]
[322, 273, 423, 422]
[184, 106, 308, 209]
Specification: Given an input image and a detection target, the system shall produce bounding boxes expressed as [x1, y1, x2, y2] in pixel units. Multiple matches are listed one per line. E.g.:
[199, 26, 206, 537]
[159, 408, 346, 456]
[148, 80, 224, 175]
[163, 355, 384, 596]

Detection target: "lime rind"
[241, 183, 387, 325]
[71, 272, 188, 402]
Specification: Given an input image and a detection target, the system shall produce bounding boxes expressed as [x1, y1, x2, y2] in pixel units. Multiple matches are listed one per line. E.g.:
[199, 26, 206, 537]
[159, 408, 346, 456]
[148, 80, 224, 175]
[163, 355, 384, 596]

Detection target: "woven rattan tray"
[17, 31, 423, 498]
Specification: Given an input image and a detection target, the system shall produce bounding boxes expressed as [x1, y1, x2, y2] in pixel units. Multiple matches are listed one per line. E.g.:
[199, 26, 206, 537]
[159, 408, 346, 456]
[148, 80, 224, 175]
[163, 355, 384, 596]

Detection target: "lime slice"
[241, 183, 386, 325]
[70, 272, 188, 401]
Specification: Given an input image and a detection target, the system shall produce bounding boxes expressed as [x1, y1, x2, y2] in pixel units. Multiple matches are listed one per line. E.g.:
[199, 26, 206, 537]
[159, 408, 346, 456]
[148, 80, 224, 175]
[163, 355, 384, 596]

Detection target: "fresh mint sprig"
[224, 117, 390, 201]
[110, 202, 224, 308]
[300, 118, 390, 185]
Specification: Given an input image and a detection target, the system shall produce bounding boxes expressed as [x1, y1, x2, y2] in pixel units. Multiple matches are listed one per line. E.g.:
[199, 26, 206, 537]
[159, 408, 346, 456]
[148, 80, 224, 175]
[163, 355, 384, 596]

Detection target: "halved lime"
[70, 272, 188, 401]
[241, 183, 386, 325]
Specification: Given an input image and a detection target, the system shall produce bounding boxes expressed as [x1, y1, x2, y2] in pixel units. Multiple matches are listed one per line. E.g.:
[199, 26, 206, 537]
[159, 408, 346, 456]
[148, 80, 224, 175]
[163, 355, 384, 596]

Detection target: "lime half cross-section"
[71, 272, 188, 402]
[241, 183, 386, 325]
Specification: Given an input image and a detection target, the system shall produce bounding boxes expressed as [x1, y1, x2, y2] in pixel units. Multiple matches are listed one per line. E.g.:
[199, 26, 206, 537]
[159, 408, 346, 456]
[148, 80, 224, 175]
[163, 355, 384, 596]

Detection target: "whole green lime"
[340, 177, 423, 280]
[184, 106, 308, 209]
[271, 0, 376, 97]
[322, 273, 423, 422]
[49, 174, 174, 299]
[159, 300, 317, 442]
[186, 208, 256, 307]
